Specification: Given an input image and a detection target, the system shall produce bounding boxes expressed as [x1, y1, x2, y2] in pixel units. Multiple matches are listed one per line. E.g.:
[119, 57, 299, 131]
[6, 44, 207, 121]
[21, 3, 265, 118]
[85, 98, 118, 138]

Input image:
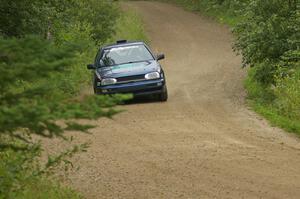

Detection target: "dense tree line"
[0, 0, 118, 44]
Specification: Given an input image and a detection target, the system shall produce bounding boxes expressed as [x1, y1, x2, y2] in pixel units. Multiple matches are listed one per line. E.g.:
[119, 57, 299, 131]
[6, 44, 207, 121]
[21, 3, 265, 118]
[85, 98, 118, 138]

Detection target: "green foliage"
[0, 149, 82, 199]
[0, 36, 76, 142]
[248, 100, 300, 134]
[0, 36, 78, 96]
[244, 67, 276, 103]
[110, 9, 150, 44]
[156, 0, 247, 25]
[0, 0, 46, 37]
[0, 36, 129, 146]
[245, 68, 300, 134]
[76, 0, 119, 45]
[274, 66, 300, 120]
[0, 0, 118, 45]
[16, 179, 82, 199]
[233, 0, 299, 84]
[65, 122, 96, 133]
[233, 0, 300, 133]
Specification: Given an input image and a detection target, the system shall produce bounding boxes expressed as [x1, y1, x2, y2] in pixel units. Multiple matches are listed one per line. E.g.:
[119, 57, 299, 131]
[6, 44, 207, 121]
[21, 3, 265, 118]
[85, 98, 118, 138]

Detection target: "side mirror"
[156, 53, 165, 61]
[87, 64, 95, 70]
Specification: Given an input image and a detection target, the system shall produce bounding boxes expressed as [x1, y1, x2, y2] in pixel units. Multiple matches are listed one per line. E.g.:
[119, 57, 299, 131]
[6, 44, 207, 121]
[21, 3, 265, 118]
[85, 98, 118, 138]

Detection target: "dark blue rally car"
[87, 40, 168, 101]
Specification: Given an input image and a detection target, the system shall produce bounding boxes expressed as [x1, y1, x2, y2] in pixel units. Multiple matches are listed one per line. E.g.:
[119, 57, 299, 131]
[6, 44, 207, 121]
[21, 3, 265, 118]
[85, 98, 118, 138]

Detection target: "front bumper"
[95, 78, 165, 96]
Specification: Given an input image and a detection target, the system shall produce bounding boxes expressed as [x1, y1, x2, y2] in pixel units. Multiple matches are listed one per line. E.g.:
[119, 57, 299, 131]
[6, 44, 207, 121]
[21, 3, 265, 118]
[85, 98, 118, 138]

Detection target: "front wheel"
[159, 85, 168, 102]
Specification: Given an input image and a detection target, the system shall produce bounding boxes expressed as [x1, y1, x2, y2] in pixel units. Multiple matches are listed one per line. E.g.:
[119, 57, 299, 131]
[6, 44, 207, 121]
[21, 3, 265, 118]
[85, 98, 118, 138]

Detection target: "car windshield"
[101, 44, 154, 67]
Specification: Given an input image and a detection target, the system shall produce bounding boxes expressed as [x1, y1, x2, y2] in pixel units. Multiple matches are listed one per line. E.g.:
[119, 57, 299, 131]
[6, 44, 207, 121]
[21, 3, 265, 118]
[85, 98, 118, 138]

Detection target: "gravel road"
[44, 1, 300, 198]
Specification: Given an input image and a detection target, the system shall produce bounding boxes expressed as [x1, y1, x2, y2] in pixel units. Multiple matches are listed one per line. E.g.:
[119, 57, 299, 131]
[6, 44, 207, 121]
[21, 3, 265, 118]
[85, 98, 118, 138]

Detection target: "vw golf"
[87, 40, 168, 101]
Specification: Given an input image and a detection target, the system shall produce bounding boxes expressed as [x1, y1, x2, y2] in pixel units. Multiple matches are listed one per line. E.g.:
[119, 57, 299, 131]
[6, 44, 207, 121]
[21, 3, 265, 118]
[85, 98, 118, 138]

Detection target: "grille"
[116, 74, 145, 83]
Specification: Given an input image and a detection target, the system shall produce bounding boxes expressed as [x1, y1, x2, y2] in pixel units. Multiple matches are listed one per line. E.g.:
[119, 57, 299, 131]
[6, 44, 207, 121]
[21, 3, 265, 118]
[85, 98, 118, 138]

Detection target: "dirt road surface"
[44, 1, 300, 198]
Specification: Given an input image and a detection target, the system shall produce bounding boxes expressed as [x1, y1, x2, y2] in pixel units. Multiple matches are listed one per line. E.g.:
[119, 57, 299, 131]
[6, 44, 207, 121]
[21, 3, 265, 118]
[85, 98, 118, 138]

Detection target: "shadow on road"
[123, 95, 162, 105]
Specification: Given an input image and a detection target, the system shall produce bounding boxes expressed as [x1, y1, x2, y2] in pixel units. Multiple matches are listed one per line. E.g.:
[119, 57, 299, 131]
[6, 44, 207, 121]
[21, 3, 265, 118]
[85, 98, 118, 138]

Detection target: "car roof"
[102, 40, 146, 50]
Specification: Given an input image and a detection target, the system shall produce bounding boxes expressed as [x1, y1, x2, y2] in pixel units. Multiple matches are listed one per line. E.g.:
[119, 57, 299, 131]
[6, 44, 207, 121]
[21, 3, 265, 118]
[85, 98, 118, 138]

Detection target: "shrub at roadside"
[156, 0, 249, 25]
[0, 36, 126, 144]
[245, 66, 300, 133]
[275, 67, 300, 120]
[0, 148, 83, 199]
[233, 0, 299, 83]
[111, 9, 150, 44]
[233, 0, 299, 133]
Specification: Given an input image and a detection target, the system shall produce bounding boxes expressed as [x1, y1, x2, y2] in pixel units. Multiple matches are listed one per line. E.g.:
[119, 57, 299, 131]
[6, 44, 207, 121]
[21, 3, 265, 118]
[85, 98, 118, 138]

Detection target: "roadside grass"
[14, 178, 82, 199]
[244, 68, 300, 135]
[153, 0, 242, 26]
[0, 146, 83, 199]
[109, 8, 150, 44]
[248, 101, 300, 135]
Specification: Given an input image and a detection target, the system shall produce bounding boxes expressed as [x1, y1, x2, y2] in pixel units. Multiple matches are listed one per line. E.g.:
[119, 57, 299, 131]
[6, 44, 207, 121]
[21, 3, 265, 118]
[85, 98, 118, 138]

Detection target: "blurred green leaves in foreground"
[0, 0, 140, 198]
[0, 36, 131, 148]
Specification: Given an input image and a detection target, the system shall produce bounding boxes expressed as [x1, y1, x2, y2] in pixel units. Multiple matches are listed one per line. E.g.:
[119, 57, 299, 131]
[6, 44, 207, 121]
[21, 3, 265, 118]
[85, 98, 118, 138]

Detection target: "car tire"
[93, 81, 97, 94]
[159, 85, 168, 102]
[93, 79, 100, 94]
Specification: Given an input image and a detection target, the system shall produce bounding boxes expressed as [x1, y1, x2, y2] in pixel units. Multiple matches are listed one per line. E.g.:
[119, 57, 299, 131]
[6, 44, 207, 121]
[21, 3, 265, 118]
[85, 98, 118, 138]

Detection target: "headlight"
[101, 78, 117, 85]
[95, 71, 101, 80]
[145, 72, 160, 80]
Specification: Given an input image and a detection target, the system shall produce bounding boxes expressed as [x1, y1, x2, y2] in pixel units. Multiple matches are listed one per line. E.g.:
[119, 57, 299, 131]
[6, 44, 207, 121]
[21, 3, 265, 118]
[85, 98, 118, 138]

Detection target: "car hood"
[97, 61, 160, 78]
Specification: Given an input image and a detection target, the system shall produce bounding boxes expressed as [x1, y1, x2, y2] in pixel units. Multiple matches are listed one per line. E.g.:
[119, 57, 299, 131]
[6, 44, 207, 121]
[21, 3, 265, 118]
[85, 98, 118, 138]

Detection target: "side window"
[94, 49, 102, 67]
